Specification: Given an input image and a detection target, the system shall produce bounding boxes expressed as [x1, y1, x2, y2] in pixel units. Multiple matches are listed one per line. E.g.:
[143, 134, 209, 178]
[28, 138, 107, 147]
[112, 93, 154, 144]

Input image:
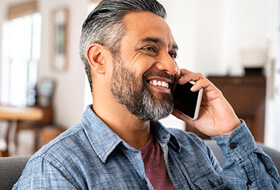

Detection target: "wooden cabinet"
[185, 75, 266, 142]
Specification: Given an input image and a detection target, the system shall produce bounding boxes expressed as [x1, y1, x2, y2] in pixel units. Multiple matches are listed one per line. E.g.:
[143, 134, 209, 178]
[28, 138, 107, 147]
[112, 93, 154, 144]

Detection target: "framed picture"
[52, 7, 69, 72]
[37, 78, 56, 107]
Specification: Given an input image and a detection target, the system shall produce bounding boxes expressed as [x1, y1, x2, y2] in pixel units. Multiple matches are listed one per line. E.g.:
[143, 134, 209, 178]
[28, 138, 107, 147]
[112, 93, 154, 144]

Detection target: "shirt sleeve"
[12, 156, 78, 190]
[212, 120, 280, 189]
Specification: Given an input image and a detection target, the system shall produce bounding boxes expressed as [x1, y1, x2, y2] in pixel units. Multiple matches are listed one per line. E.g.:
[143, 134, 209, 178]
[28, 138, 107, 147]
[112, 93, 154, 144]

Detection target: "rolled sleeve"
[211, 120, 280, 189]
[212, 120, 257, 161]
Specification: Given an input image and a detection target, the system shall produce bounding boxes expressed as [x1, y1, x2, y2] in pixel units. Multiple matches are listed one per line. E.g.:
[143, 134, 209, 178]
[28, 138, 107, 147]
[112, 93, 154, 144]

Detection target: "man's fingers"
[178, 69, 209, 92]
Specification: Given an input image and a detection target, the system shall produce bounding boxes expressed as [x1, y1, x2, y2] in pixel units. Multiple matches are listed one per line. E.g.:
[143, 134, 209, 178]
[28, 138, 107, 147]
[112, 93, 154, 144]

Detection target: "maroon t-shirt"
[140, 134, 174, 190]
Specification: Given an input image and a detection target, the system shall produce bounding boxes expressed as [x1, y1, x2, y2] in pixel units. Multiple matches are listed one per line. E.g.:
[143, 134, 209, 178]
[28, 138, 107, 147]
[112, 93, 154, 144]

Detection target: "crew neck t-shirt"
[140, 134, 174, 190]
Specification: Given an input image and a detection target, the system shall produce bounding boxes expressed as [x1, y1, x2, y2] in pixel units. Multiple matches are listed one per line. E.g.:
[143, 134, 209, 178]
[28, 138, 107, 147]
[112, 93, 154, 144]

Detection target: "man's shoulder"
[30, 123, 94, 166]
[14, 123, 97, 189]
[15, 119, 116, 189]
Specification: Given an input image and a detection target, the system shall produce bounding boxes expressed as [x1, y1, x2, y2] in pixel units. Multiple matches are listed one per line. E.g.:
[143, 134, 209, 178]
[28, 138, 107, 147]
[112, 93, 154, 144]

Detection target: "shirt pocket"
[192, 171, 230, 190]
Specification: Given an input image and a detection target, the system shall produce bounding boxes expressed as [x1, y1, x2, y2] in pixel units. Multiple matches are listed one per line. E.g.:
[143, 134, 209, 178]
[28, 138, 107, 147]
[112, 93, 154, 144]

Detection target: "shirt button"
[230, 142, 237, 149]
[143, 179, 148, 184]
[246, 179, 253, 186]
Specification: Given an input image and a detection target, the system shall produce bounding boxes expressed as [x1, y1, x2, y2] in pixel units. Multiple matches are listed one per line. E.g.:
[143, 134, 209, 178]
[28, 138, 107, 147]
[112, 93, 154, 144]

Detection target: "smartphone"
[173, 81, 203, 120]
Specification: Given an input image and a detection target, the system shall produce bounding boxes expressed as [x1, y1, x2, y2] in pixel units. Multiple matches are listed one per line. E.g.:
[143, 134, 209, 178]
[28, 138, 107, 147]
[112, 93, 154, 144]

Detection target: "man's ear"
[86, 43, 107, 74]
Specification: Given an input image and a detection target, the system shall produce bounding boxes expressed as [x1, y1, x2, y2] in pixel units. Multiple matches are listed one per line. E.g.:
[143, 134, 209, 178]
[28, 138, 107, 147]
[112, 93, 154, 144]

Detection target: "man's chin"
[141, 104, 173, 121]
[137, 113, 171, 122]
[150, 89, 173, 102]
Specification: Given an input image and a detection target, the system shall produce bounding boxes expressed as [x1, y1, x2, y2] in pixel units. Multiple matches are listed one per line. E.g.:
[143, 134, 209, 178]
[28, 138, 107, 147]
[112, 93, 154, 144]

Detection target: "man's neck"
[92, 101, 151, 149]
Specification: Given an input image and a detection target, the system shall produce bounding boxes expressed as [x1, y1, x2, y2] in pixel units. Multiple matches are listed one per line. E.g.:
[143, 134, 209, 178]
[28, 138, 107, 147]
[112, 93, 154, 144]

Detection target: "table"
[0, 106, 43, 157]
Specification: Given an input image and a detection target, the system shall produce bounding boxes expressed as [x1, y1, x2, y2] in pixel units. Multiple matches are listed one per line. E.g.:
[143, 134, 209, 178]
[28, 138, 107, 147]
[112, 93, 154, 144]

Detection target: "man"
[13, 0, 280, 189]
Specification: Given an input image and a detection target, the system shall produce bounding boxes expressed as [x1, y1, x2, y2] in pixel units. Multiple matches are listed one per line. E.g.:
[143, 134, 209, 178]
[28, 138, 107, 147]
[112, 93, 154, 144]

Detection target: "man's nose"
[155, 53, 179, 76]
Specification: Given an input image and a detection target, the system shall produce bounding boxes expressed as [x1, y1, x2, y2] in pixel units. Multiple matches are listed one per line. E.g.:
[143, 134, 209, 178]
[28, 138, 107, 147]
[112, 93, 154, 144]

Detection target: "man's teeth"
[149, 80, 169, 88]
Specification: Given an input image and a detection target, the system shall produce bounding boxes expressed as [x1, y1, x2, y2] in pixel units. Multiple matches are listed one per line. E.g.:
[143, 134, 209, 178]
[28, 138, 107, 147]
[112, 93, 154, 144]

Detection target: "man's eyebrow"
[139, 37, 178, 50]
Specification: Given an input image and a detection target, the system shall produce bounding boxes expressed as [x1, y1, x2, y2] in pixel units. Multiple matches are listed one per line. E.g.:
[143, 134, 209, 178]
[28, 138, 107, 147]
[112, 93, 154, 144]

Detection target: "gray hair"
[79, 0, 166, 92]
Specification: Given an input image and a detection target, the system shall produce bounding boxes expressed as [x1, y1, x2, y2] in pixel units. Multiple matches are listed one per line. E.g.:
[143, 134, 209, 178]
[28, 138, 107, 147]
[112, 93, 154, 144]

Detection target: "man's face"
[111, 11, 179, 121]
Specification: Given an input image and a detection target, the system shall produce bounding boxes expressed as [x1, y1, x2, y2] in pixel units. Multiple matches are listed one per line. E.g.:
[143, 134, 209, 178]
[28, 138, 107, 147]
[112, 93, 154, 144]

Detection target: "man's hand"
[172, 69, 241, 137]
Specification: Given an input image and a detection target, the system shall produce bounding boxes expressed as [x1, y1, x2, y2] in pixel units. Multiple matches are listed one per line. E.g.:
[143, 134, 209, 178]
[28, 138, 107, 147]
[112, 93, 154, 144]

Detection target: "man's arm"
[211, 121, 280, 189]
[172, 69, 280, 189]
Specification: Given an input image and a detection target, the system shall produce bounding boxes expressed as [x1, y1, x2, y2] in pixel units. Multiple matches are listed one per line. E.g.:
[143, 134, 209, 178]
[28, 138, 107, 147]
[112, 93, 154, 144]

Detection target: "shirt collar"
[151, 121, 181, 153]
[81, 105, 181, 163]
[81, 105, 122, 163]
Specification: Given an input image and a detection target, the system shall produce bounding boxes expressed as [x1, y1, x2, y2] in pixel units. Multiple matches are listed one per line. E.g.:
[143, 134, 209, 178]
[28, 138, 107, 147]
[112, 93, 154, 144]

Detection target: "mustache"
[143, 70, 176, 83]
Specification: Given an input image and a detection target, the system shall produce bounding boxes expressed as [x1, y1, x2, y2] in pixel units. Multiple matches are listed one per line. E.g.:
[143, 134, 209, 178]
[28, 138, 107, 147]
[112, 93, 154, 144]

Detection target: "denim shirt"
[13, 105, 280, 189]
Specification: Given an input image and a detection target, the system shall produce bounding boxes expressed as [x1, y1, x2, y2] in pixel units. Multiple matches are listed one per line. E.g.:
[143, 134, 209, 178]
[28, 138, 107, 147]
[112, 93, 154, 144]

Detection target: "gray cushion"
[0, 156, 30, 190]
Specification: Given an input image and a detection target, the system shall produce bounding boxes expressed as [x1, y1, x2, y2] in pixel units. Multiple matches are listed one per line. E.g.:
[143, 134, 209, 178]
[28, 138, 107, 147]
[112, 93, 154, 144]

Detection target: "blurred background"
[0, 0, 279, 157]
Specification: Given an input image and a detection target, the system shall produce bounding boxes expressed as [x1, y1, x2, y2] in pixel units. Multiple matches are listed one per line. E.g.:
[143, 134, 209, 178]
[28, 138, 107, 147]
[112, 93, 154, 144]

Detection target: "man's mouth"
[148, 79, 170, 89]
[144, 70, 176, 93]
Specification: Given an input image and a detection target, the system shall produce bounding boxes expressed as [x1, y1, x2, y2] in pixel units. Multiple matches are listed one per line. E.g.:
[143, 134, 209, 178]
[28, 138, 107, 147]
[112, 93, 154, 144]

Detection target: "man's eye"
[169, 51, 177, 59]
[143, 46, 157, 53]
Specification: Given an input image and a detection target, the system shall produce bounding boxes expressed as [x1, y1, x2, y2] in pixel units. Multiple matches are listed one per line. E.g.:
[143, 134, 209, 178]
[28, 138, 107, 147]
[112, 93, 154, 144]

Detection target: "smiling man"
[13, 0, 280, 189]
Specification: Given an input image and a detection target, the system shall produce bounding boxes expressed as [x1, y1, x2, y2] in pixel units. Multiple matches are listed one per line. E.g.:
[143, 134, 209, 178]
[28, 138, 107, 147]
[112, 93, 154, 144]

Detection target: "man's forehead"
[122, 11, 177, 49]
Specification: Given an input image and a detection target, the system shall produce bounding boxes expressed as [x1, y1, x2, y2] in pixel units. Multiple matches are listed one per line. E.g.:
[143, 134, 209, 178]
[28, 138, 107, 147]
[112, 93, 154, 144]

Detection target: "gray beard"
[111, 62, 174, 121]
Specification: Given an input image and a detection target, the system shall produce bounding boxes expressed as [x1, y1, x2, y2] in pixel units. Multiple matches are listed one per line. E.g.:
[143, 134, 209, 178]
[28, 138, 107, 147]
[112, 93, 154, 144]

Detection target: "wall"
[264, 0, 280, 150]
[222, 0, 272, 75]
[159, 0, 273, 76]
[0, 0, 90, 128]
[38, 0, 89, 128]
[0, 0, 7, 98]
